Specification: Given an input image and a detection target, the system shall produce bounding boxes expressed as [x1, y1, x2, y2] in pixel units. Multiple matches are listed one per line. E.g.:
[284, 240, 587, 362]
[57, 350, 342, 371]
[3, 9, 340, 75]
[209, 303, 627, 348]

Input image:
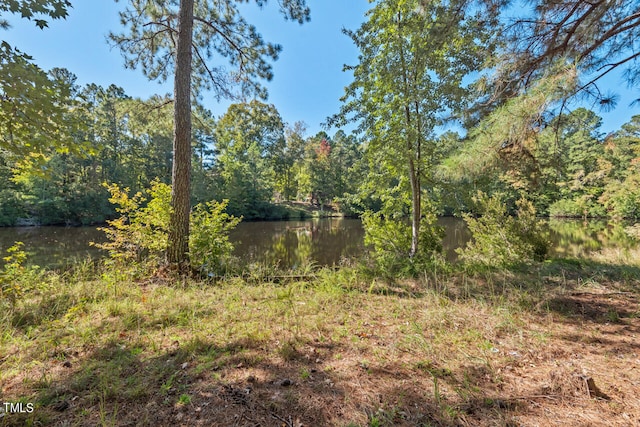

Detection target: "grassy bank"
[267, 201, 346, 220]
[1, 253, 640, 426]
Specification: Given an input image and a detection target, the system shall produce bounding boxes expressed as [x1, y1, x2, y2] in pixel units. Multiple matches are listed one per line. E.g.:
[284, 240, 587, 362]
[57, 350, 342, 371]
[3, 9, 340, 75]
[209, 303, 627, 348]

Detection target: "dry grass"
[1, 259, 639, 426]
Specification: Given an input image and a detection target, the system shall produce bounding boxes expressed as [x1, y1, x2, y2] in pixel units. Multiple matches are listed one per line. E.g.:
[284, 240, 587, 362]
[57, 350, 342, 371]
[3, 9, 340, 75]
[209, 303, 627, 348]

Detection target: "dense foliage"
[446, 109, 640, 221]
[0, 69, 368, 226]
[0, 0, 639, 275]
[457, 192, 549, 269]
[331, 0, 500, 258]
[95, 180, 240, 274]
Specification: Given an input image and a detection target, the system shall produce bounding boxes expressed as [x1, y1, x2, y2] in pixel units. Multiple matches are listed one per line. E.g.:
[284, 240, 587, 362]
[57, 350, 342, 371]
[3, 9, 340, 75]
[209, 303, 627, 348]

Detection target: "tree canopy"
[498, 0, 640, 107]
[110, 0, 309, 100]
[0, 0, 70, 30]
[0, 0, 75, 156]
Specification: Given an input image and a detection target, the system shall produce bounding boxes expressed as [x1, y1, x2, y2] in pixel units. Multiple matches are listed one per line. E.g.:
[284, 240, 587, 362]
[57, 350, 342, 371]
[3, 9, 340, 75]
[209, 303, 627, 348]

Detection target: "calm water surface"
[0, 218, 636, 268]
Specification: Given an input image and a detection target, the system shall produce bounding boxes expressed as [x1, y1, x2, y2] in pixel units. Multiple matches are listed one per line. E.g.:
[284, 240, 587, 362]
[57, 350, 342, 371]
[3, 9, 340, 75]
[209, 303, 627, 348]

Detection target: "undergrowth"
[1, 251, 639, 426]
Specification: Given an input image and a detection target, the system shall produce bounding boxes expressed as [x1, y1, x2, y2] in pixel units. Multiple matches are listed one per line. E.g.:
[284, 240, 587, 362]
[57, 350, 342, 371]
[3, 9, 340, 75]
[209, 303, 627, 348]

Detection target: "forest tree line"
[0, 68, 638, 226]
[1, 0, 639, 270]
[0, 74, 365, 225]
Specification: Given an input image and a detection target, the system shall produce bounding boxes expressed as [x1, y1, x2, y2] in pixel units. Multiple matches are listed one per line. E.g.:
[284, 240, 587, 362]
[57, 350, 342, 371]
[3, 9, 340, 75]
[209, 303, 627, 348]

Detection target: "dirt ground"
[1, 267, 639, 426]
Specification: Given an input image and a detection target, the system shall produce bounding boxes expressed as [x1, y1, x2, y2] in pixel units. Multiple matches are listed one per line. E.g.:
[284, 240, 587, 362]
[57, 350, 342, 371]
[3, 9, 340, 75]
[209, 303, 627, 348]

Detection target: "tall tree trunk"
[397, 11, 420, 258]
[407, 126, 420, 259]
[167, 0, 194, 267]
[411, 100, 423, 259]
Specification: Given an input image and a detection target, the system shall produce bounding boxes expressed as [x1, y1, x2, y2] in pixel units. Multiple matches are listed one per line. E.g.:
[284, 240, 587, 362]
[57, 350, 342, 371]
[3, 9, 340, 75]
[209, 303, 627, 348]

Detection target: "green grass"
[0, 254, 639, 426]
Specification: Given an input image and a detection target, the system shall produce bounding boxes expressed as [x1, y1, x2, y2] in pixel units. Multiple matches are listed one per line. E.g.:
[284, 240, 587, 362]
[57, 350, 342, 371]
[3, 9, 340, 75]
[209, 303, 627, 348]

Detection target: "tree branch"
[574, 50, 640, 97]
[578, 11, 640, 62]
[191, 43, 234, 99]
[193, 16, 249, 72]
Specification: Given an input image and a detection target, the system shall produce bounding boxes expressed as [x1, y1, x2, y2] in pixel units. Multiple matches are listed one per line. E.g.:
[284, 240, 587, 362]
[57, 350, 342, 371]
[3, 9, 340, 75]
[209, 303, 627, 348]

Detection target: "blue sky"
[3, 1, 370, 137]
[3, 1, 639, 136]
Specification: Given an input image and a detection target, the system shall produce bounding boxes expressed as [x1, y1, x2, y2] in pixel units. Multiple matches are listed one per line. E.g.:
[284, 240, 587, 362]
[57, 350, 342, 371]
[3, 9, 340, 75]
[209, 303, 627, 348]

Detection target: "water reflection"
[229, 217, 472, 268]
[0, 226, 106, 267]
[0, 218, 637, 269]
[548, 219, 638, 258]
[228, 218, 364, 269]
[438, 217, 471, 261]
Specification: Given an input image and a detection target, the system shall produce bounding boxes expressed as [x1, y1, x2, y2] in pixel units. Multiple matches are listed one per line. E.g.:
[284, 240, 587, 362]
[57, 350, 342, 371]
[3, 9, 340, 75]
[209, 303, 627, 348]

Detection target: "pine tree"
[110, 0, 309, 267]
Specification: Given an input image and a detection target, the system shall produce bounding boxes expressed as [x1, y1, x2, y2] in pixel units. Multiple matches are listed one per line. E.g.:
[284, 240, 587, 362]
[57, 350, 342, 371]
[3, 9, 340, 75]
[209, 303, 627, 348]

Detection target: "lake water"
[0, 218, 636, 269]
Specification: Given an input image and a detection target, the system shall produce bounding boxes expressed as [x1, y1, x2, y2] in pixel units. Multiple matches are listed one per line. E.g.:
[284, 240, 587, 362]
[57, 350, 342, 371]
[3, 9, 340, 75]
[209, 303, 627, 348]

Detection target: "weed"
[606, 308, 621, 323]
[177, 394, 191, 405]
[300, 368, 311, 380]
[160, 372, 177, 395]
[278, 340, 299, 361]
[366, 404, 401, 427]
[432, 376, 442, 405]
[98, 390, 118, 427]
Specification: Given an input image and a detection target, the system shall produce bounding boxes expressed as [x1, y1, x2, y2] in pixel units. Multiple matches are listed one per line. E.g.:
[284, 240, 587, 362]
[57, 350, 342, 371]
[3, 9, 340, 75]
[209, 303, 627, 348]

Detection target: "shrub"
[458, 192, 549, 269]
[1, 242, 27, 305]
[0, 242, 42, 306]
[95, 180, 240, 273]
[362, 208, 443, 276]
[190, 200, 241, 273]
[95, 180, 171, 263]
[549, 197, 607, 218]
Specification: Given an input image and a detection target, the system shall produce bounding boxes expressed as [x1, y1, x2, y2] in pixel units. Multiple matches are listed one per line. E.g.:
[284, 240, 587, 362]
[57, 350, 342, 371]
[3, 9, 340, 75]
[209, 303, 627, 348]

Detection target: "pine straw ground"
[1, 256, 640, 426]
